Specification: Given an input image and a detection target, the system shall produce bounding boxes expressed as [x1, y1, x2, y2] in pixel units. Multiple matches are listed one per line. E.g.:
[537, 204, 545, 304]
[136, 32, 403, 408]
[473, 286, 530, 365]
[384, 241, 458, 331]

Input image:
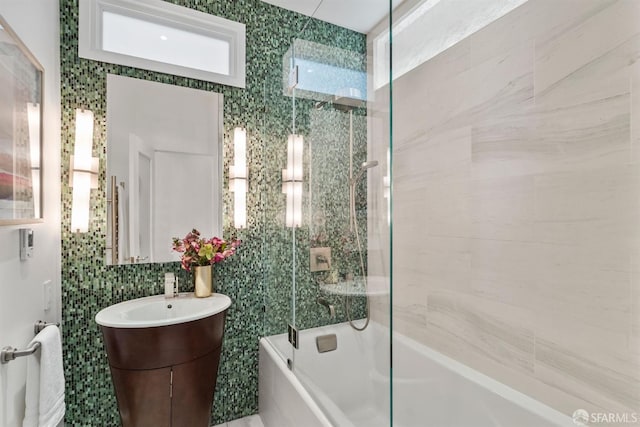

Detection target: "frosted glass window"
[293, 58, 366, 101]
[102, 11, 231, 76]
[374, 0, 528, 89]
[79, 0, 245, 87]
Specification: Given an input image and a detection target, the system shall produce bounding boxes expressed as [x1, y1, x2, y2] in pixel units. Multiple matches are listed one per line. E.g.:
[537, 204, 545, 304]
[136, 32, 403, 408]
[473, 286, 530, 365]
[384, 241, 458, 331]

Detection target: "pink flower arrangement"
[172, 229, 241, 272]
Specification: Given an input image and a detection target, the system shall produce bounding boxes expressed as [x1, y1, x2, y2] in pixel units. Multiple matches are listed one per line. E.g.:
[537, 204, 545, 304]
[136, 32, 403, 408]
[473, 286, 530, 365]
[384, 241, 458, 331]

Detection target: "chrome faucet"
[317, 297, 336, 319]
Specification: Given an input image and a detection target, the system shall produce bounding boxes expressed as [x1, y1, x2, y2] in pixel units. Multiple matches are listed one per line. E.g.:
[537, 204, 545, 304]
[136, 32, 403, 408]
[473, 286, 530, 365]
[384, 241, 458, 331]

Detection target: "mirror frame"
[0, 14, 44, 225]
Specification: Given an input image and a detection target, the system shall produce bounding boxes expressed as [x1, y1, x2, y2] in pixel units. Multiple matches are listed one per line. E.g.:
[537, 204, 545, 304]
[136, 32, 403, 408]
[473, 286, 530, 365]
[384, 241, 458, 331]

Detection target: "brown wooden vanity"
[100, 310, 226, 427]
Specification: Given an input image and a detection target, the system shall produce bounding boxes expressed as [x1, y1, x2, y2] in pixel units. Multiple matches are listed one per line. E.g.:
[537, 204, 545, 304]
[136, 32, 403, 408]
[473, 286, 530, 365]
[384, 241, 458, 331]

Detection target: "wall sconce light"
[70, 108, 98, 233]
[282, 134, 303, 228]
[229, 127, 247, 229]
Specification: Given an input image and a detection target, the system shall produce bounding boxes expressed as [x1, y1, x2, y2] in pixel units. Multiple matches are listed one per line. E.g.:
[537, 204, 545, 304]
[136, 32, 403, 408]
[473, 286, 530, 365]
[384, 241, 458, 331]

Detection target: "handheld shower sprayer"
[361, 160, 380, 170]
[351, 160, 379, 185]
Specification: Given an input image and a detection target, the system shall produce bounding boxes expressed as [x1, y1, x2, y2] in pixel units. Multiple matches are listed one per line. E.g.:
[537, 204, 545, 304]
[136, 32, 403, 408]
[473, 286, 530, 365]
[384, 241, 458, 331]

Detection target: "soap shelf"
[319, 277, 389, 296]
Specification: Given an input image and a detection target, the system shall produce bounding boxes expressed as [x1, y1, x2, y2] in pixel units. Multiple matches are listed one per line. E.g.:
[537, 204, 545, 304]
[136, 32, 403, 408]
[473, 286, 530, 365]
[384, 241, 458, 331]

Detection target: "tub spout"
[317, 297, 335, 319]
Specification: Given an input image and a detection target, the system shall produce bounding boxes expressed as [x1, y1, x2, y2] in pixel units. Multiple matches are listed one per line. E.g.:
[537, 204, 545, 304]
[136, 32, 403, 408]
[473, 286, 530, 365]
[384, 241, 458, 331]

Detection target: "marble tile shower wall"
[388, 0, 640, 418]
[59, 1, 365, 425]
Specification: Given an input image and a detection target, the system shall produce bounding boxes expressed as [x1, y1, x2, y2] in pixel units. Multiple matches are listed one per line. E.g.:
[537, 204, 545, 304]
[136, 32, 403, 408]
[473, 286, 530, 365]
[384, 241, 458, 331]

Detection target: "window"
[282, 38, 367, 105]
[79, 0, 246, 87]
[373, 0, 527, 90]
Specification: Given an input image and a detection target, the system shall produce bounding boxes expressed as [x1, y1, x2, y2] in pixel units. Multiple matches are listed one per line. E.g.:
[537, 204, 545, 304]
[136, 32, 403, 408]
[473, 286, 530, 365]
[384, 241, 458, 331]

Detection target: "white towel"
[23, 326, 65, 427]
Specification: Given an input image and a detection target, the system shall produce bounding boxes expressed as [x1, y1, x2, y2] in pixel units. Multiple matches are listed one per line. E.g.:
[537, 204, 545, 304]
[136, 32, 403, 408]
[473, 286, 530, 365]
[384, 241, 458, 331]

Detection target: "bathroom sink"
[95, 292, 231, 328]
[96, 292, 231, 426]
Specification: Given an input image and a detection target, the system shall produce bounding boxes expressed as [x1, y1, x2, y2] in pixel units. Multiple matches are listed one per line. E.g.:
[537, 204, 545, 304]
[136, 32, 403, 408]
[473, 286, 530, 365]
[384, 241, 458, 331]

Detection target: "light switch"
[43, 280, 52, 311]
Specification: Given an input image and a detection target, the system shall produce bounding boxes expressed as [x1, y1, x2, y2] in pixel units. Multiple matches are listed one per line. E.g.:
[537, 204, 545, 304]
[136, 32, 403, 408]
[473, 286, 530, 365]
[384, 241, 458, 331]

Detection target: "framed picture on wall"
[0, 13, 43, 224]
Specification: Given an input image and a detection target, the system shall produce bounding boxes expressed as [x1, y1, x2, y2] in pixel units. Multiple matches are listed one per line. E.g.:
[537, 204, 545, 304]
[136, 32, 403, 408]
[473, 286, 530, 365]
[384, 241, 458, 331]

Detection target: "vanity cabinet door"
[110, 365, 171, 427]
[171, 350, 221, 427]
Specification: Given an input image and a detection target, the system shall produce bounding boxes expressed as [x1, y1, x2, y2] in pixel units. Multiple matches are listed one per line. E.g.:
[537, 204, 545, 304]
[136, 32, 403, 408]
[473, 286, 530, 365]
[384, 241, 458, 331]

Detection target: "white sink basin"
[95, 292, 231, 328]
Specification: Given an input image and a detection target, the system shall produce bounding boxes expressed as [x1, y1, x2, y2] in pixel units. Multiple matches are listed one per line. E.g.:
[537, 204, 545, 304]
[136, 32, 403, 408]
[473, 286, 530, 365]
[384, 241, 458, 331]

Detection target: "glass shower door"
[389, 0, 640, 425]
[284, 4, 393, 426]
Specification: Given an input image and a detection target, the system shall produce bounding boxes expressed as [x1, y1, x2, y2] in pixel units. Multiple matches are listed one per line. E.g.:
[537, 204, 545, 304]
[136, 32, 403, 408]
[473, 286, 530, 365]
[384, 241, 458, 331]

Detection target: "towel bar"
[34, 320, 59, 334]
[0, 342, 41, 364]
[1, 320, 59, 364]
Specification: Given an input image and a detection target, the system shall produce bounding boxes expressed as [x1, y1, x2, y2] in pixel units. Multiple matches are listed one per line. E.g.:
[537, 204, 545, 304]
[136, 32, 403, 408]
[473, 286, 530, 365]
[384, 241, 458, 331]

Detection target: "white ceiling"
[261, 0, 404, 33]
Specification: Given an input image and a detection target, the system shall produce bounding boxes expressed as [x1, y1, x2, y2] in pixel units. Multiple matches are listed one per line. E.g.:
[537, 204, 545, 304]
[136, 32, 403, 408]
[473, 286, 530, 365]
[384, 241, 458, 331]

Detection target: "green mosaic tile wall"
[262, 107, 369, 335]
[262, 22, 369, 337]
[59, 1, 366, 425]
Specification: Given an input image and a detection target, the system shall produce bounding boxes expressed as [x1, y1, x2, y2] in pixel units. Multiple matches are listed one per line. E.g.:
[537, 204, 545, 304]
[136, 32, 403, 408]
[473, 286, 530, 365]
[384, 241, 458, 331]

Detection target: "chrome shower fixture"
[347, 158, 379, 332]
[351, 160, 379, 185]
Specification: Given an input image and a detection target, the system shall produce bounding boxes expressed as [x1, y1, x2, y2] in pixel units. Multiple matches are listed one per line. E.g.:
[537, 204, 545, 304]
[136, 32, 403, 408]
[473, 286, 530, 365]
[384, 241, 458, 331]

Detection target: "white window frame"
[79, 0, 246, 88]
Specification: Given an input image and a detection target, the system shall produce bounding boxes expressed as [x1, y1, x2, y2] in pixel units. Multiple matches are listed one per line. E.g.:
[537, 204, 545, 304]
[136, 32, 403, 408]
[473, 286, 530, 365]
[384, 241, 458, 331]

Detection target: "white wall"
[0, 1, 61, 426]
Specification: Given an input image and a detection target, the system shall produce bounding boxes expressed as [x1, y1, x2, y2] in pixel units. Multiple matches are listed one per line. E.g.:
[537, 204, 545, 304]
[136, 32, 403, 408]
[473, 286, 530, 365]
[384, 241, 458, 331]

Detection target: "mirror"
[0, 15, 43, 224]
[106, 74, 223, 265]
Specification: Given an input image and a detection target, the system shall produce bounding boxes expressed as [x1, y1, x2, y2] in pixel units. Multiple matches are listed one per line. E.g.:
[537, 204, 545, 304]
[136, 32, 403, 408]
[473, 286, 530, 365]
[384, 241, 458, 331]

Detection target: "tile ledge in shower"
[214, 414, 265, 427]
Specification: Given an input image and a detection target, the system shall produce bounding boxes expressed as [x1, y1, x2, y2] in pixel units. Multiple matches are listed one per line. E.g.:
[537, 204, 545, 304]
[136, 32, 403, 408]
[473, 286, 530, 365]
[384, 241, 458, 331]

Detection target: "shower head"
[333, 88, 364, 111]
[360, 160, 379, 170]
[351, 160, 379, 185]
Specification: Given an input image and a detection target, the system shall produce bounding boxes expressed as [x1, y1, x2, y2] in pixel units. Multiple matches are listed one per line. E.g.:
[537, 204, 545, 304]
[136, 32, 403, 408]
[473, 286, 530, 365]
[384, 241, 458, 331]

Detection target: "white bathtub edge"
[392, 330, 575, 427]
[260, 323, 577, 427]
[259, 337, 334, 427]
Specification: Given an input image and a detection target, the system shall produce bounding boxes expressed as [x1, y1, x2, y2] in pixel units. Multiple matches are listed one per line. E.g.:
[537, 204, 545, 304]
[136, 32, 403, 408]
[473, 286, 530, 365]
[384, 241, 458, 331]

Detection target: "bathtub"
[259, 322, 574, 427]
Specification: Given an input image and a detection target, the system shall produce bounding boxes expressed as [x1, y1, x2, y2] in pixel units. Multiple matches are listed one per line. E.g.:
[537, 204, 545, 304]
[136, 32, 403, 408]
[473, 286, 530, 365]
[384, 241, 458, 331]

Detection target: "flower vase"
[193, 265, 213, 298]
